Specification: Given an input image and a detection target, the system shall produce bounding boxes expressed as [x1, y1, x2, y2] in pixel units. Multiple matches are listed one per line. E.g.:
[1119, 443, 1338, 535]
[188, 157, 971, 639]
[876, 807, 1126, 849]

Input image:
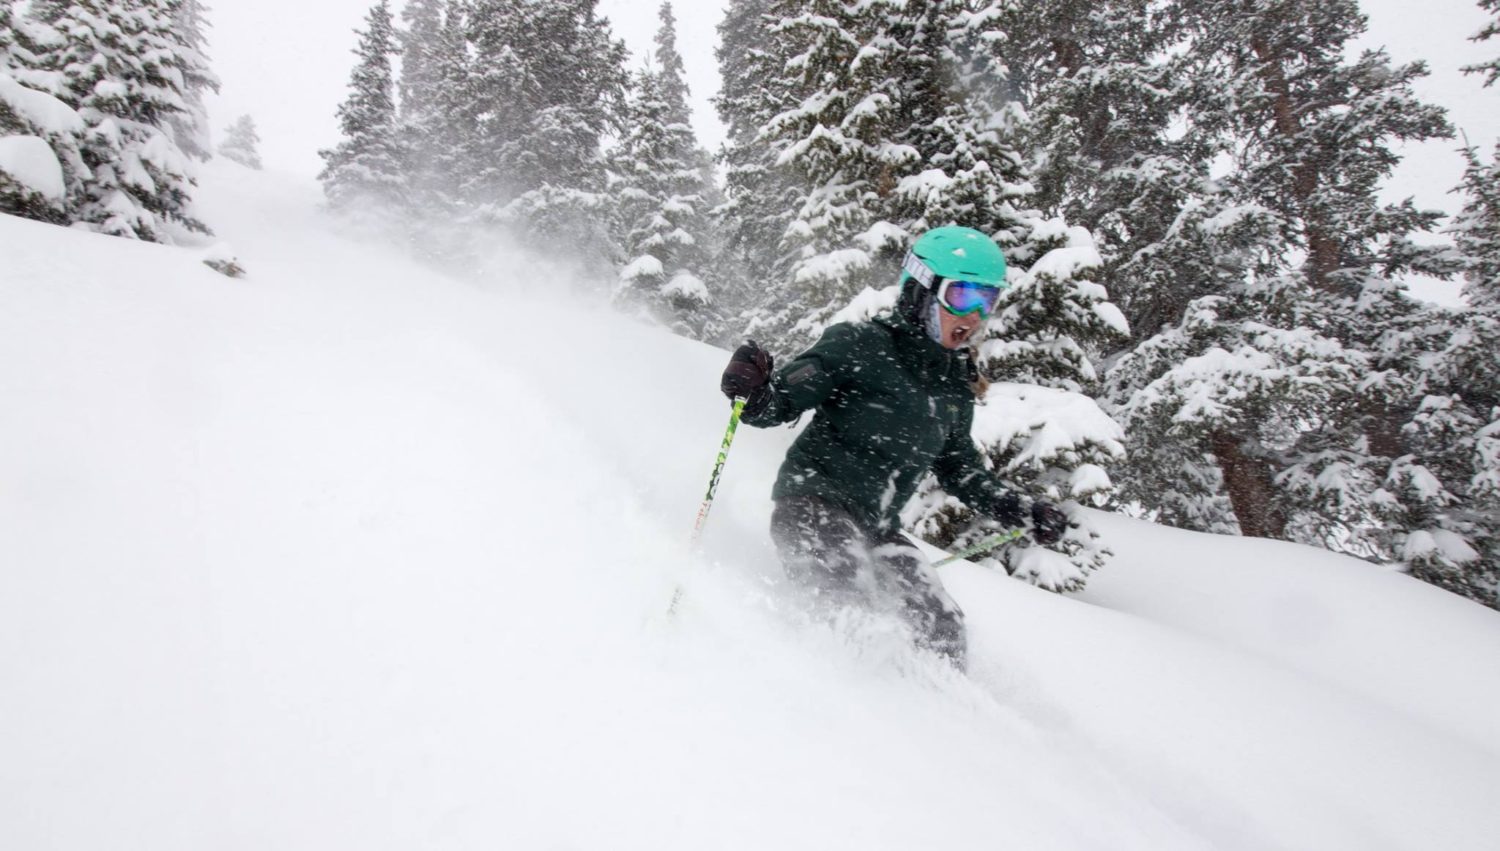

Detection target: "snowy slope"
[3, 163, 1499, 851]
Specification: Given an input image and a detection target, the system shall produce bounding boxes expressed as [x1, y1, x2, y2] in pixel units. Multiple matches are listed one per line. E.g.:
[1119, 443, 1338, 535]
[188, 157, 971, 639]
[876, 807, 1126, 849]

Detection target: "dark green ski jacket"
[743, 312, 1022, 534]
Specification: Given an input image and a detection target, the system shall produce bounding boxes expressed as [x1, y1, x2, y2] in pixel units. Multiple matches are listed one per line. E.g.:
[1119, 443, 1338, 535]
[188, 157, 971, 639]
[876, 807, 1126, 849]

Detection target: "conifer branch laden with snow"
[1464, 0, 1500, 86]
[0, 6, 79, 223]
[1, 0, 210, 241]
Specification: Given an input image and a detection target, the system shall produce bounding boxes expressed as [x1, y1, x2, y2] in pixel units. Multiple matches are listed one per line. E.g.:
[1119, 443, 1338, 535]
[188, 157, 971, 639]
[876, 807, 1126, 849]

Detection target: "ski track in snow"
[2, 162, 1499, 850]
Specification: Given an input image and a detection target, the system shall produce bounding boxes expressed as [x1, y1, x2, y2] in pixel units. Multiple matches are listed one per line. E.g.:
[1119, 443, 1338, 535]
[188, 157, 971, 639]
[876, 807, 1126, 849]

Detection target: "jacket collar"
[873, 312, 970, 385]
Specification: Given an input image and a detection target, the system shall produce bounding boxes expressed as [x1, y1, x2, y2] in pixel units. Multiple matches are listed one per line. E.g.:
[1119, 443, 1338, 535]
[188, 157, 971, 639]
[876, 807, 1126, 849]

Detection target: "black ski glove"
[1031, 500, 1069, 546]
[721, 340, 774, 412]
[988, 492, 1025, 528]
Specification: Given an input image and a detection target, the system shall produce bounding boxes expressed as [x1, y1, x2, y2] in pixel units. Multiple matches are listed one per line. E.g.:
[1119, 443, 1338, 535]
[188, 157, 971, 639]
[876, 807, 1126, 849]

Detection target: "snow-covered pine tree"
[218, 114, 261, 170]
[0, 2, 85, 223]
[902, 0, 1033, 246]
[1003, 0, 1211, 341]
[653, 1, 690, 128]
[611, 66, 715, 338]
[1113, 0, 1459, 574]
[397, 0, 469, 217]
[1465, 0, 1499, 86]
[398, 0, 447, 132]
[39, 0, 207, 241]
[1410, 141, 1500, 608]
[319, 0, 407, 215]
[742, 0, 916, 349]
[459, 0, 546, 222]
[654, 0, 722, 218]
[713, 0, 799, 324]
[461, 0, 628, 276]
[165, 0, 219, 162]
[609, 3, 721, 340]
[993, 0, 1268, 533]
[462, 0, 530, 206]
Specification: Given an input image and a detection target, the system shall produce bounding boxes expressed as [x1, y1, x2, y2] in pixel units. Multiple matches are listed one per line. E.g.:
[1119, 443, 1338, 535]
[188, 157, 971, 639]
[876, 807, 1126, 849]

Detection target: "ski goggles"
[902, 250, 1005, 318]
[935, 278, 1004, 318]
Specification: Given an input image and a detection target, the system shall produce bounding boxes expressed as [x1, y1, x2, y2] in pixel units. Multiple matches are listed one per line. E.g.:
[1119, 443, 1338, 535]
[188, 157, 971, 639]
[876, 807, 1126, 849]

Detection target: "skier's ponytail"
[965, 349, 989, 400]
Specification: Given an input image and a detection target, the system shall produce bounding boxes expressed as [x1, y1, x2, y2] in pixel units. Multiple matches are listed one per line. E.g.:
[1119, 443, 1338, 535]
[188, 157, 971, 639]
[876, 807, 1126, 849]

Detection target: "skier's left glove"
[1030, 500, 1069, 546]
[721, 340, 775, 414]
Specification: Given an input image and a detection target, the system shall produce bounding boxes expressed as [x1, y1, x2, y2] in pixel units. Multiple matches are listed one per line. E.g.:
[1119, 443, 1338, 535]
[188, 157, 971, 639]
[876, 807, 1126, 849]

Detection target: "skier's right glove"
[721, 340, 774, 413]
[1030, 500, 1070, 546]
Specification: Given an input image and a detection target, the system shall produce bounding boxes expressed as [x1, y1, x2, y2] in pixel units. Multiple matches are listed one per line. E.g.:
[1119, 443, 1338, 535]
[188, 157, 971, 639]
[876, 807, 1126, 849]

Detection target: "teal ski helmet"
[897, 226, 1008, 337]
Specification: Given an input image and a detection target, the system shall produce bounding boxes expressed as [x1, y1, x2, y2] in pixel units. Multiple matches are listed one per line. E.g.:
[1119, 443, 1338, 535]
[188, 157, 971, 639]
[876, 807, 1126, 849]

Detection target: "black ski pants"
[770, 495, 967, 669]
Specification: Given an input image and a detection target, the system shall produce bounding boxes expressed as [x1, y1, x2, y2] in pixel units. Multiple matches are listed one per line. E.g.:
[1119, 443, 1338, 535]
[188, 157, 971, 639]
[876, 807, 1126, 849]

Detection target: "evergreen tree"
[463, 0, 531, 206]
[653, 1, 691, 127]
[397, 0, 469, 215]
[398, 0, 448, 124]
[218, 114, 261, 170]
[42, 0, 208, 240]
[997, 0, 1272, 533]
[318, 0, 407, 213]
[1410, 142, 1500, 608]
[610, 3, 721, 340]
[1465, 0, 1500, 86]
[166, 0, 219, 161]
[1111, 0, 1459, 573]
[463, 0, 628, 274]
[713, 0, 799, 323]
[902, 0, 1033, 245]
[746, 0, 916, 347]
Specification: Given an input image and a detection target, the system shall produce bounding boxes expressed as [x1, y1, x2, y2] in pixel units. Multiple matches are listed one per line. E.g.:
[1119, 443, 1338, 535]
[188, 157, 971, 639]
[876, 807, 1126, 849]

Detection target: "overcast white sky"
[205, 0, 1498, 302]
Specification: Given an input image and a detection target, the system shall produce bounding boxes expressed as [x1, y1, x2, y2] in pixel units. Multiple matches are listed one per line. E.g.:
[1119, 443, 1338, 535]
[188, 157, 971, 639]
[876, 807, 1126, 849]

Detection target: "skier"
[719, 226, 1069, 670]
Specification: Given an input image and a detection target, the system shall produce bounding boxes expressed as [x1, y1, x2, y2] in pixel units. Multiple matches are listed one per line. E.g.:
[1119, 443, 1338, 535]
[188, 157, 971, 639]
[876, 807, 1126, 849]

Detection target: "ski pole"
[931, 528, 1025, 568]
[690, 396, 748, 547]
[670, 397, 747, 615]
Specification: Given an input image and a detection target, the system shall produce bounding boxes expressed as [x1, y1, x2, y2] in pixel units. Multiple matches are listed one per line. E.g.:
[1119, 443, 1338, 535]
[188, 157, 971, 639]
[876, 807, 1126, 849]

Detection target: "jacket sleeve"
[740, 323, 859, 427]
[930, 402, 1026, 526]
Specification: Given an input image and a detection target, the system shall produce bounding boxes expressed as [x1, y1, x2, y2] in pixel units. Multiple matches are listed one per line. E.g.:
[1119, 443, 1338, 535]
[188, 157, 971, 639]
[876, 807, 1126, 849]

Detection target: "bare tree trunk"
[1211, 429, 1288, 539]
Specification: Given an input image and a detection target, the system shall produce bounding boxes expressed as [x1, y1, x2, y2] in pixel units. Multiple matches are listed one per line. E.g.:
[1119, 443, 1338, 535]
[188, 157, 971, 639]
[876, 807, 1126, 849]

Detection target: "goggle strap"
[902, 250, 936, 289]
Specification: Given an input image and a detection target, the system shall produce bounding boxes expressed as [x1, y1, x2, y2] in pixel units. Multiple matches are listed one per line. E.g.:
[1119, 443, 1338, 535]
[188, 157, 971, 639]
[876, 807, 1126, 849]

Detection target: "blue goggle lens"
[938, 279, 1003, 317]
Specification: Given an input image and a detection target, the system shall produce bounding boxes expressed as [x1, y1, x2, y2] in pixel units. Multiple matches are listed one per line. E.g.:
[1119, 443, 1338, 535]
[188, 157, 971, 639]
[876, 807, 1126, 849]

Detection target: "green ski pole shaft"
[931, 528, 1025, 568]
[691, 396, 747, 548]
[670, 397, 747, 617]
